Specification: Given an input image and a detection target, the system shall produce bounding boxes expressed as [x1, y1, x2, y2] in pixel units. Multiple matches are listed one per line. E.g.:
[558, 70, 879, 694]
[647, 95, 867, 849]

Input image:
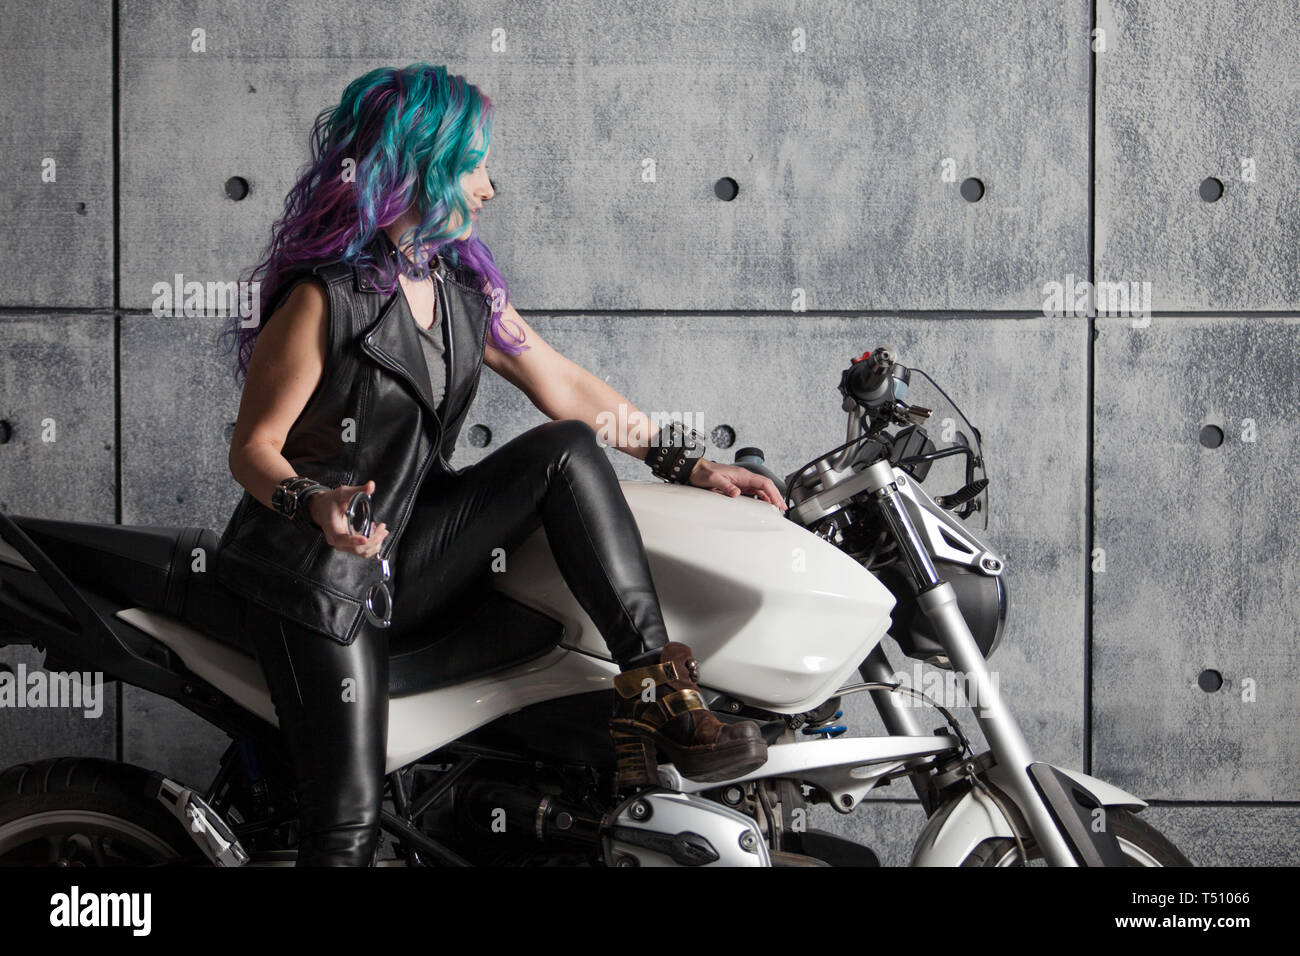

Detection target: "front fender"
[909, 765, 1147, 867]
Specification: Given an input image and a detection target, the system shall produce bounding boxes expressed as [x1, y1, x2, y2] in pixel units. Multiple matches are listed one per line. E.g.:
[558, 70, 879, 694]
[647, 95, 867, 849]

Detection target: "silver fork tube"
[862, 460, 1077, 866]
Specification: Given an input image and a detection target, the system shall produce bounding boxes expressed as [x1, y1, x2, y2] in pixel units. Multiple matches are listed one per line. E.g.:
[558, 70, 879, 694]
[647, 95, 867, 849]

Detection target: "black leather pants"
[244, 607, 389, 867]
[247, 418, 672, 866]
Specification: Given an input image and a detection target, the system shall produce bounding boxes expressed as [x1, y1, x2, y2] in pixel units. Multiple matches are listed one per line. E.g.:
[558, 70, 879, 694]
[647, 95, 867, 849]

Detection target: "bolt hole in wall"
[1198, 669, 1224, 693]
[225, 176, 250, 201]
[713, 176, 739, 201]
[960, 177, 985, 202]
[1199, 176, 1224, 202]
[0, 420, 11, 443]
[1199, 424, 1225, 448]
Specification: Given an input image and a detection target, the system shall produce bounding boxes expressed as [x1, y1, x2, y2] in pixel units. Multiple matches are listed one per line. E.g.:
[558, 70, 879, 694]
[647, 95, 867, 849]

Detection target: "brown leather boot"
[609, 642, 768, 791]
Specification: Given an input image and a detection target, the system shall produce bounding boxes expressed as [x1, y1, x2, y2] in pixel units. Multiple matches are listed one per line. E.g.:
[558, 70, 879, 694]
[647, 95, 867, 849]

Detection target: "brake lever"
[892, 402, 931, 426]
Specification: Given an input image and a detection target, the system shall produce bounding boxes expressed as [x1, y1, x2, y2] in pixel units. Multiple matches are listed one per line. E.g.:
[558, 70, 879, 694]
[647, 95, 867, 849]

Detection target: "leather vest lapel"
[439, 269, 487, 429]
[357, 234, 453, 435]
[359, 278, 446, 428]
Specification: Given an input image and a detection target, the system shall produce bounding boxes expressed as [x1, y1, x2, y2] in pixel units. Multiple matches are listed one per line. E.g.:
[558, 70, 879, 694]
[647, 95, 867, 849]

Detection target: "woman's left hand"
[687, 459, 787, 511]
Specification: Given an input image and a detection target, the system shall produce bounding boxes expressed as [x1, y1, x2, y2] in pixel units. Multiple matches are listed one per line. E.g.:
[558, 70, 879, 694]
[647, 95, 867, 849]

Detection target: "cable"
[850, 678, 1030, 863]
[754, 780, 780, 853]
[848, 680, 974, 760]
[967, 772, 1031, 866]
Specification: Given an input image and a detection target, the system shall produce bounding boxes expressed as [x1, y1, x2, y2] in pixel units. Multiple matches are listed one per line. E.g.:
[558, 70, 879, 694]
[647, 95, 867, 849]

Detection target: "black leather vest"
[214, 232, 494, 645]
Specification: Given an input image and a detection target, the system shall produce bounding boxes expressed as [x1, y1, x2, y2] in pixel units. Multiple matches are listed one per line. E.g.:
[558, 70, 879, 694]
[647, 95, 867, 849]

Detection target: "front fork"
[860, 459, 1080, 867]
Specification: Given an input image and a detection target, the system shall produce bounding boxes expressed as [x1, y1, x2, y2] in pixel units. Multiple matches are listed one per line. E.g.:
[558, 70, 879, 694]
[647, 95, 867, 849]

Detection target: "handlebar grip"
[935, 477, 988, 510]
[845, 346, 896, 406]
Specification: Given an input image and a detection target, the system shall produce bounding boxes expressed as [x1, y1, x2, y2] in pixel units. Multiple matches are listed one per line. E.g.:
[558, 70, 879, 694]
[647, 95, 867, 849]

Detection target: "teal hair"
[222, 63, 526, 385]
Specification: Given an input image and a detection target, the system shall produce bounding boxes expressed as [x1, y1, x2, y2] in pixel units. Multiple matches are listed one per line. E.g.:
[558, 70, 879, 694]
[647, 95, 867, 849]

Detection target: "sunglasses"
[346, 491, 393, 629]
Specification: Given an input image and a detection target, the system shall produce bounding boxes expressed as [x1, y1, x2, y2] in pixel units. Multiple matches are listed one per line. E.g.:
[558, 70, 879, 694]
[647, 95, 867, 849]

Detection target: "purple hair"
[219, 63, 527, 386]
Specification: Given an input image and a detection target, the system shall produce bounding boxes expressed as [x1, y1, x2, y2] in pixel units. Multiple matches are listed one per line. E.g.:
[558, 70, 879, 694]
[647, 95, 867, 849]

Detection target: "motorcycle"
[0, 346, 1191, 867]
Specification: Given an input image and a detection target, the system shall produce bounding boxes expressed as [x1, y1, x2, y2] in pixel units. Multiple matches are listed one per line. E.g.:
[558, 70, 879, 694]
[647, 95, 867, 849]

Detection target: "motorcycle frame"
[0, 461, 1138, 867]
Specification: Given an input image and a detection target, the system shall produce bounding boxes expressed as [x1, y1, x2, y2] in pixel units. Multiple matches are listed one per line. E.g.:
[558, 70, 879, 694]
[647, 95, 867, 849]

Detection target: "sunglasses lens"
[365, 583, 393, 628]
[347, 492, 372, 537]
[352, 498, 390, 627]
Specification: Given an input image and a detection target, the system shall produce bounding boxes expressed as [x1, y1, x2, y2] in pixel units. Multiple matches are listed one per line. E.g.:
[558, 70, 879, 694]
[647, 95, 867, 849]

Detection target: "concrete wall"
[1, 0, 1295, 865]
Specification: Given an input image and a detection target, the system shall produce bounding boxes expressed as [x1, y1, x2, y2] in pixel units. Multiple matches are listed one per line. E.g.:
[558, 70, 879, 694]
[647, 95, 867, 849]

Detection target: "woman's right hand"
[308, 479, 389, 558]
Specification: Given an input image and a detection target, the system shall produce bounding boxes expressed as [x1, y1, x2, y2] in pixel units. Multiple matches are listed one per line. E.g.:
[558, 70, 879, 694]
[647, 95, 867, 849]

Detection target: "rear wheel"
[961, 809, 1192, 867]
[0, 757, 199, 865]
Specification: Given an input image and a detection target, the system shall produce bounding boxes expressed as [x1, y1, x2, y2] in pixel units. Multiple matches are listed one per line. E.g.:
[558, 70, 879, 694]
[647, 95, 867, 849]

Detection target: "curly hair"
[219, 62, 527, 386]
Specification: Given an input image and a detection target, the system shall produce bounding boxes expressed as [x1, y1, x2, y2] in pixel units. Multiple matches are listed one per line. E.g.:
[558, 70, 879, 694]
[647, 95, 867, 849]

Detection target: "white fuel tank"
[490, 480, 896, 714]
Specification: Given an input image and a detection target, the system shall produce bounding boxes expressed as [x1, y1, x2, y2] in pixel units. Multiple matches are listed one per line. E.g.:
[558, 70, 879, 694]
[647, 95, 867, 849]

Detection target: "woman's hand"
[308, 479, 389, 557]
[687, 459, 787, 511]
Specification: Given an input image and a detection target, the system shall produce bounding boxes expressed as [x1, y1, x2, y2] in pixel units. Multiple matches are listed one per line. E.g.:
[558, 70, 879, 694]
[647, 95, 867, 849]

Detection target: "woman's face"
[455, 146, 493, 239]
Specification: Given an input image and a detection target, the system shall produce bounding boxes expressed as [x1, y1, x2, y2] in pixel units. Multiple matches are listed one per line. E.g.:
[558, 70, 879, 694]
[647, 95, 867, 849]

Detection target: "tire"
[961, 808, 1192, 867]
[0, 757, 200, 866]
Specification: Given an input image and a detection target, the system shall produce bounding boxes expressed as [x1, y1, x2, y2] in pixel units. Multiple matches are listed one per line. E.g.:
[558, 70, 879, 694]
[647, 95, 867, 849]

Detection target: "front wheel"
[961, 809, 1192, 867]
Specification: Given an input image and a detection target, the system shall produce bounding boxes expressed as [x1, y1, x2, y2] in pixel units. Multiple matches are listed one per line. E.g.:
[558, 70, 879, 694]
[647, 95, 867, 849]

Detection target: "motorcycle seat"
[8, 516, 252, 654]
[6, 515, 566, 695]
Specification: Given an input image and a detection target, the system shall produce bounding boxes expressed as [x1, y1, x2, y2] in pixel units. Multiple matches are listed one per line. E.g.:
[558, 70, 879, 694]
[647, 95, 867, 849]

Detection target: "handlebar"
[839, 346, 932, 430]
[839, 347, 987, 519]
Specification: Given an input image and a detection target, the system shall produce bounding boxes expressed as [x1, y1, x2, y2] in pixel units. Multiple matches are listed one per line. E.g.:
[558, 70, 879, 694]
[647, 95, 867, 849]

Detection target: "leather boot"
[609, 642, 768, 791]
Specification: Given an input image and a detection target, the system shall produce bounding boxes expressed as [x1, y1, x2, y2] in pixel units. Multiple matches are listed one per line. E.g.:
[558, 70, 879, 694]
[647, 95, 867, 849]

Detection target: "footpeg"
[155, 777, 249, 867]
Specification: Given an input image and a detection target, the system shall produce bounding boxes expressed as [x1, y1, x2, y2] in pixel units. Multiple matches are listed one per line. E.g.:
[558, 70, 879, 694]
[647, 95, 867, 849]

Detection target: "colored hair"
[219, 63, 527, 386]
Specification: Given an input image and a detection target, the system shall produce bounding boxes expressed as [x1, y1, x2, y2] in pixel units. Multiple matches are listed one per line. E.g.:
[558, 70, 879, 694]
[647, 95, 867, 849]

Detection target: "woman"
[217, 63, 786, 866]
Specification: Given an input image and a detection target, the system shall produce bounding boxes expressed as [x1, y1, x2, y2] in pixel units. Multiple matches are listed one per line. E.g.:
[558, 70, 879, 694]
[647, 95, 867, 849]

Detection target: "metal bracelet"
[646, 421, 706, 484]
[272, 476, 327, 524]
[294, 485, 330, 531]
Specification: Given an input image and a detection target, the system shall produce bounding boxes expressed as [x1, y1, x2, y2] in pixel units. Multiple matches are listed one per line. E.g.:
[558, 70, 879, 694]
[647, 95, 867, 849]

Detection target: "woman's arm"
[227, 280, 331, 508]
[484, 302, 786, 509]
[483, 303, 664, 459]
[226, 280, 389, 552]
